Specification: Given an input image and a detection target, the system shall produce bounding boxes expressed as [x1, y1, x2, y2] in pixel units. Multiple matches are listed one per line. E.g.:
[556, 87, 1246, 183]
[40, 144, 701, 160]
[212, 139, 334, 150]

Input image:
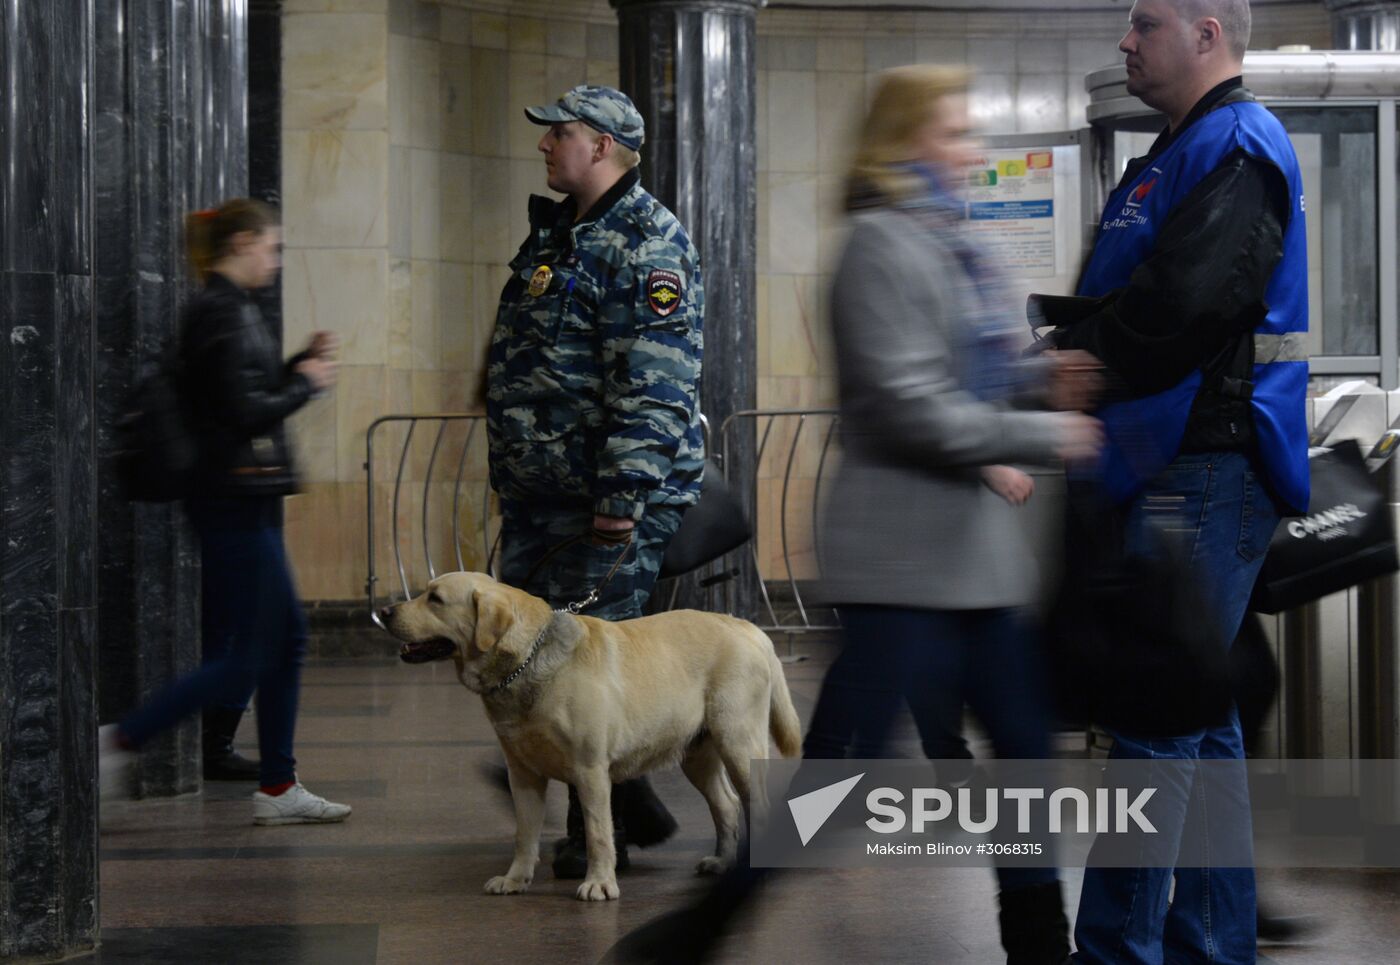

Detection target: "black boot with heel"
[998, 880, 1071, 965]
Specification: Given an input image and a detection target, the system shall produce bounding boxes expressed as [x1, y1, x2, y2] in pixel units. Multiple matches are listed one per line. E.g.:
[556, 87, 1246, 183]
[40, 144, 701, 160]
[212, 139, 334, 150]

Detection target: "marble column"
[0, 0, 100, 958]
[613, 0, 763, 615]
[249, 0, 283, 335]
[3, 1, 250, 951]
[95, 0, 249, 800]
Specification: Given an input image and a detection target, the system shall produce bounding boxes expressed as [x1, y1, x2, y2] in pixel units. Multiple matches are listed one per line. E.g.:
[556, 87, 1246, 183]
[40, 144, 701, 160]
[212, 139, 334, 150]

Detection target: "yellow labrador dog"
[380, 571, 801, 902]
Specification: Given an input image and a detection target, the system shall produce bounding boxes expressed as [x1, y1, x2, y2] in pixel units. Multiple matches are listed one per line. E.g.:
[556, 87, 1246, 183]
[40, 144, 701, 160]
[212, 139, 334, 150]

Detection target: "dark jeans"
[1074, 452, 1280, 965]
[203, 607, 255, 715]
[120, 497, 307, 787]
[806, 604, 1057, 893]
[803, 620, 971, 773]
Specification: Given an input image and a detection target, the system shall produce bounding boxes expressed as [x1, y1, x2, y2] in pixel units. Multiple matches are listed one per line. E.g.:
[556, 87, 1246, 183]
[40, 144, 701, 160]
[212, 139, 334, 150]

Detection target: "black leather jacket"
[179, 272, 313, 497]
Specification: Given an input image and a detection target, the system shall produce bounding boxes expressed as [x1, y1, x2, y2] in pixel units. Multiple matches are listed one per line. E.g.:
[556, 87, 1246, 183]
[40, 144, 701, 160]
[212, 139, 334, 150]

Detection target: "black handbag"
[1047, 485, 1234, 737]
[659, 460, 753, 579]
[1249, 438, 1398, 614]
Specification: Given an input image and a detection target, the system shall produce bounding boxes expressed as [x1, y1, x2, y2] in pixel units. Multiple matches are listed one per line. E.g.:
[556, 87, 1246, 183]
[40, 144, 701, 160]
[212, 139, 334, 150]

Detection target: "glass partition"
[1273, 107, 1379, 358]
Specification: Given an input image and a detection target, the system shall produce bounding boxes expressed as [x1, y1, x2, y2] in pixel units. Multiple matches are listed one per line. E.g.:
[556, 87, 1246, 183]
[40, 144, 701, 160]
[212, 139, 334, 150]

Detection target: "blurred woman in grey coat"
[810, 65, 1101, 964]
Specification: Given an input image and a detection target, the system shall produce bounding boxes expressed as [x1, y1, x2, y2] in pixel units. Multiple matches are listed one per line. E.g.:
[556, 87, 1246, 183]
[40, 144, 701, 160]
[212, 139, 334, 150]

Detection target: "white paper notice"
[965, 150, 1057, 279]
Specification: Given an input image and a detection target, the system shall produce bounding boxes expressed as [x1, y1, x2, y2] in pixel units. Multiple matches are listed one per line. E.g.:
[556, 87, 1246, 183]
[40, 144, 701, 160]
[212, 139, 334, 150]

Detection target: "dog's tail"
[767, 649, 802, 758]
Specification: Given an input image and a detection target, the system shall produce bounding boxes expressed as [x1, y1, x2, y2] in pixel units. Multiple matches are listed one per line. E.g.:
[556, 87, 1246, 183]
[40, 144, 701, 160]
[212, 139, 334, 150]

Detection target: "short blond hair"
[844, 65, 971, 210]
[612, 143, 642, 170]
[581, 124, 642, 171]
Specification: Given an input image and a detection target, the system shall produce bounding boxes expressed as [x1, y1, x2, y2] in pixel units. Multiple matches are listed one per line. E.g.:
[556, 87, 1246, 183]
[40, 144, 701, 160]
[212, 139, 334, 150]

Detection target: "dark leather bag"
[1231, 612, 1280, 757]
[659, 460, 753, 579]
[1047, 486, 1233, 737]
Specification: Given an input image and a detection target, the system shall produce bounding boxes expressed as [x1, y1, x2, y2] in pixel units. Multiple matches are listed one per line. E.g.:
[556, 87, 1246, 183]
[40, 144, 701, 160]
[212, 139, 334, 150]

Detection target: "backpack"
[113, 345, 197, 502]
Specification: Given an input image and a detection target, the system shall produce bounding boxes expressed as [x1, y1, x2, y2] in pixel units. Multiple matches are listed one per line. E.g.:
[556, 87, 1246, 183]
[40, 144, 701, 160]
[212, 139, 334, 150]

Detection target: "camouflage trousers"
[497, 501, 684, 621]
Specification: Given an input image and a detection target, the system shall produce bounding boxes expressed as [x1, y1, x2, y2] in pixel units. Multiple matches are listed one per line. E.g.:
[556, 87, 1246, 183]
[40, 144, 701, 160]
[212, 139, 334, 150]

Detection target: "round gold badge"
[527, 265, 553, 298]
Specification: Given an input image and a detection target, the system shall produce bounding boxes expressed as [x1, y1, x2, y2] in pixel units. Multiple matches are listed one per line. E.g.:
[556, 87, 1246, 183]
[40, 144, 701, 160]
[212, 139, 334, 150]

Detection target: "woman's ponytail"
[184, 198, 279, 282]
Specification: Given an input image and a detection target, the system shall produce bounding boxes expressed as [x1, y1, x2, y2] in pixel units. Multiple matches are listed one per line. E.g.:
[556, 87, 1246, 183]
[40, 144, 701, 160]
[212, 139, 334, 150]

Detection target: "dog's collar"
[480, 612, 557, 697]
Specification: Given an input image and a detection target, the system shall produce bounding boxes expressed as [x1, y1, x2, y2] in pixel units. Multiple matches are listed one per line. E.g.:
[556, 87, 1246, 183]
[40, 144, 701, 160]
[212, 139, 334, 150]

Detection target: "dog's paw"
[484, 875, 531, 895]
[575, 878, 620, 902]
[695, 856, 730, 876]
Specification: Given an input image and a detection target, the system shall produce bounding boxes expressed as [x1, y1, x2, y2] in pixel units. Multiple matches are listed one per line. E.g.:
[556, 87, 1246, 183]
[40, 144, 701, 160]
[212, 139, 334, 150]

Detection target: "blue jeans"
[121, 497, 308, 787]
[807, 605, 1058, 893]
[1074, 452, 1280, 965]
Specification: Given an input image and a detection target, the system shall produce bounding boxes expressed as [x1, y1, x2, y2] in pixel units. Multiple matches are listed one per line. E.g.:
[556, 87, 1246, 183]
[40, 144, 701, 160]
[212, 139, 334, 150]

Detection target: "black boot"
[202, 707, 260, 781]
[998, 880, 1071, 965]
[612, 775, 679, 849]
[552, 784, 629, 879]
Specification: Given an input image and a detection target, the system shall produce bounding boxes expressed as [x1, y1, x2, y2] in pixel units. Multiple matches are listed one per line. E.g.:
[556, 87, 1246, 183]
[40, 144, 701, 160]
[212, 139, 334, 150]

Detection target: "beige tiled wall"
[282, 0, 617, 601]
[280, 0, 1331, 600]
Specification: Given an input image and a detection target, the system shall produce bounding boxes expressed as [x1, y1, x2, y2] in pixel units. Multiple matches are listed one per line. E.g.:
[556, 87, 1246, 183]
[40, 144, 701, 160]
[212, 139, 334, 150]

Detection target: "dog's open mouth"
[398, 637, 457, 664]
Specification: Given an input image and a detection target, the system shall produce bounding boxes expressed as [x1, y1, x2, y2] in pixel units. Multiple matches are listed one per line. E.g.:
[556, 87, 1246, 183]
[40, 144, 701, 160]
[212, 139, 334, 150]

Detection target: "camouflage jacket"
[486, 169, 705, 520]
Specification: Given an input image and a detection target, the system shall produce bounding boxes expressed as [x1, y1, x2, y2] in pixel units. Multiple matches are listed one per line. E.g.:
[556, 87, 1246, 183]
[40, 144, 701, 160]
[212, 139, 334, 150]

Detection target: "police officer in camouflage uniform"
[486, 85, 705, 879]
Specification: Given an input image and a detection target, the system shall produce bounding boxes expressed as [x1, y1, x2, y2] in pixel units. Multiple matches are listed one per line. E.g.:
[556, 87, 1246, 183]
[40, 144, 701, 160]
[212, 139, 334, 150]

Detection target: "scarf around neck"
[891, 161, 1027, 403]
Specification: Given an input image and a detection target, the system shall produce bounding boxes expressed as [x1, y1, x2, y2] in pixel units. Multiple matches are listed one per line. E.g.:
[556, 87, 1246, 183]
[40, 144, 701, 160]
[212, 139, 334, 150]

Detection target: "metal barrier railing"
[718, 408, 841, 635]
[364, 413, 496, 629]
[363, 407, 844, 637]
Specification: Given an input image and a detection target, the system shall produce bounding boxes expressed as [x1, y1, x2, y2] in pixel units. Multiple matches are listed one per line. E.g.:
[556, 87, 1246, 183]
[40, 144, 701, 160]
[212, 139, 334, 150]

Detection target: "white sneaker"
[98, 724, 134, 802]
[252, 783, 352, 825]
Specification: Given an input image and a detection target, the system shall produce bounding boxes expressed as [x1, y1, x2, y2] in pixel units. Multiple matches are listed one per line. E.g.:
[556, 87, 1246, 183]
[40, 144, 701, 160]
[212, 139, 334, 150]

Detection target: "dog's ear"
[471, 587, 514, 651]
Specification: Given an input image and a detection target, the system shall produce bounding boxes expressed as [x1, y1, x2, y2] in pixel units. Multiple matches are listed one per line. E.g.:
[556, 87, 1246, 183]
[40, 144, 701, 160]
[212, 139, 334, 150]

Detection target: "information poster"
[964, 149, 1057, 278]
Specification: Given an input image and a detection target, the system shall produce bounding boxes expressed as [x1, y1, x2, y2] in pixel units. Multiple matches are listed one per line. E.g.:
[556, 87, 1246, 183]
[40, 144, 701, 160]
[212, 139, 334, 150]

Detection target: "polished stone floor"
[94, 645, 1400, 964]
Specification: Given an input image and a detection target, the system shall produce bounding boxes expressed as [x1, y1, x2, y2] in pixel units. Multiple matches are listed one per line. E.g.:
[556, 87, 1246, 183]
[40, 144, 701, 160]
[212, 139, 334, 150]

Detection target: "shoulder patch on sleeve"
[646, 268, 683, 317]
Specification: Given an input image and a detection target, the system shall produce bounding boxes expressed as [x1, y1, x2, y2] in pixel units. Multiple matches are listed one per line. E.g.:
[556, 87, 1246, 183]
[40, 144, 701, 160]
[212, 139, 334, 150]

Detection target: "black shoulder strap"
[1216, 86, 1256, 108]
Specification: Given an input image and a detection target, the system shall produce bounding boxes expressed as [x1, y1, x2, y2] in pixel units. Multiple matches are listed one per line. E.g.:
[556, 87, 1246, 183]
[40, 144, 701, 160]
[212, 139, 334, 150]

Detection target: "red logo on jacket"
[1128, 178, 1157, 206]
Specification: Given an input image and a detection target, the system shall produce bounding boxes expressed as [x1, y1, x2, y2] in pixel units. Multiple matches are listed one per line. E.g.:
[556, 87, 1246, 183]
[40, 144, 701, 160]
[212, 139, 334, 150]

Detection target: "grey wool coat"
[818, 202, 1074, 611]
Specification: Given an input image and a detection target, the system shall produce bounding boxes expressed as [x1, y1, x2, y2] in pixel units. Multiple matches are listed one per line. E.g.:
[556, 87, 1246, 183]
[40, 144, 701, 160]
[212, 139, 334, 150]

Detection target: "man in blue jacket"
[1049, 2, 1308, 962]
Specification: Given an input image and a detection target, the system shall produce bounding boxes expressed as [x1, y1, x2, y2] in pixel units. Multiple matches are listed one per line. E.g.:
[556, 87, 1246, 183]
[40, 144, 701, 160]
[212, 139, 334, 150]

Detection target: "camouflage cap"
[525, 85, 645, 151]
